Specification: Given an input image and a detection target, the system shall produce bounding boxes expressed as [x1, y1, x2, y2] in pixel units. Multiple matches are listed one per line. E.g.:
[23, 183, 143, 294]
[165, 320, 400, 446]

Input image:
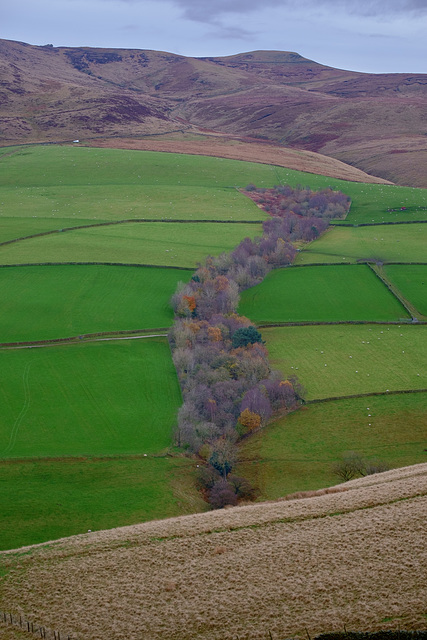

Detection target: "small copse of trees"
[332, 451, 390, 482]
[244, 184, 351, 220]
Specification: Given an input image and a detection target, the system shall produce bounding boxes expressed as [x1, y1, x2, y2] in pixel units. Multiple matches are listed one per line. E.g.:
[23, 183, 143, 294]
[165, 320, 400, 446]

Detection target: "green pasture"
[2, 146, 427, 242]
[0, 221, 262, 268]
[2, 144, 427, 548]
[332, 184, 427, 225]
[384, 264, 427, 317]
[239, 264, 409, 323]
[0, 183, 265, 229]
[0, 455, 205, 550]
[0, 145, 292, 189]
[0, 217, 97, 245]
[262, 324, 427, 400]
[237, 392, 427, 500]
[0, 338, 181, 458]
[295, 223, 427, 265]
[0, 264, 191, 342]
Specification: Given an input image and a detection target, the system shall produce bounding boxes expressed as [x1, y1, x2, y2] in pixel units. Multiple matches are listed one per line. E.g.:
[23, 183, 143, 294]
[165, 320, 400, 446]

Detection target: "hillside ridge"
[1, 38, 427, 186]
[1, 464, 426, 639]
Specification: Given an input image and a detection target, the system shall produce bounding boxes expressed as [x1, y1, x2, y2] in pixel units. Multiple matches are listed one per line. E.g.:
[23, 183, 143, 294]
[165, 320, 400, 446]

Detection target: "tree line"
[169, 183, 351, 508]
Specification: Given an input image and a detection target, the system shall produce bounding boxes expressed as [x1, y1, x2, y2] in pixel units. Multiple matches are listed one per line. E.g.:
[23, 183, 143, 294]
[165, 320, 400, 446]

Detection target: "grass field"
[0, 217, 98, 244]
[383, 264, 427, 317]
[0, 221, 262, 268]
[1, 145, 295, 189]
[0, 183, 265, 226]
[238, 264, 409, 323]
[262, 324, 427, 400]
[331, 184, 427, 225]
[0, 264, 191, 342]
[0, 338, 181, 458]
[295, 223, 427, 264]
[238, 392, 427, 499]
[2, 146, 427, 251]
[0, 455, 205, 550]
[1, 144, 427, 555]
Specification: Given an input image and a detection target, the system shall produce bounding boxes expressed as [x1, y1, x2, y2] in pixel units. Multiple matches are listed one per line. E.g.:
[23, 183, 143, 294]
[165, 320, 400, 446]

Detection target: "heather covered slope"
[1, 464, 426, 640]
[1, 39, 427, 186]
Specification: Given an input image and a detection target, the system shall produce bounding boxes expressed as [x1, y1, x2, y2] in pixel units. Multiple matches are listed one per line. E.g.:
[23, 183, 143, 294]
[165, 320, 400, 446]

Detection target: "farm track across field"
[0, 333, 168, 350]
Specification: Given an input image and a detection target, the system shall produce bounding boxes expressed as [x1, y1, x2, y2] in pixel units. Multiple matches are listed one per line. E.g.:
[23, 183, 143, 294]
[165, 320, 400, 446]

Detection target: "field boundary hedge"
[367, 263, 418, 320]
[305, 388, 427, 405]
[334, 219, 427, 228]
[0, 262, 194, 271]
[285, 260, 427, 268]
[257, 319, 425, 328]
[277, 261, 427, 269]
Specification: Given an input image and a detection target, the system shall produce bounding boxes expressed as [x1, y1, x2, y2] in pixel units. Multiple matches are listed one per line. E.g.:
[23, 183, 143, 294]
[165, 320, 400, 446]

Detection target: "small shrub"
[196, 465, 221, 491]
[208, 480, 238, 509]
[332, 451, 390, 482]
[228, 475, 258, 501]
[231, 326, 263, 349]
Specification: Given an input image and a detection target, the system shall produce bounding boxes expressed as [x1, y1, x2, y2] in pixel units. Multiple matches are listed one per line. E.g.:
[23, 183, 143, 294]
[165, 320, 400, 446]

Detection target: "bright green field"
[237, 392, 427, 500]
[295, 223, 427, 265]
[0, 338, 181, 458]
[384, 264, 427, 317]
[0, 455, 205, 550]
[0, 145, 301, 189]
[0, 183, 265, 229]
[239, 264, 409, 323]
[0, 218, 94, 244]
[0, 264, 191, 342]
[2, 144, 427, 549]
[331, 184, 427, 225]
[0, 221, 262, 268]
[3, 146, 427, 244]
[262, 324, 427, 400]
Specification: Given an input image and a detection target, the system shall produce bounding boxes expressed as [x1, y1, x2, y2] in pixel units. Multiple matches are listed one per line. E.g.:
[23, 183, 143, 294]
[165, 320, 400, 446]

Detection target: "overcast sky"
[3, 0, 427, 73]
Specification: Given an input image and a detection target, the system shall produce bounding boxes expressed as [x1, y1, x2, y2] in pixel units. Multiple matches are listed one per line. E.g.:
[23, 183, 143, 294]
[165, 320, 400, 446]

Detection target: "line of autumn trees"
[168, 184, 351, 508]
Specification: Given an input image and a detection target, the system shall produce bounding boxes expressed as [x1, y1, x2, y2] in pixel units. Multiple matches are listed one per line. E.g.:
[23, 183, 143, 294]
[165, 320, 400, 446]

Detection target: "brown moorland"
[1, 40, 426, 186]
[1, 463, 426, 640]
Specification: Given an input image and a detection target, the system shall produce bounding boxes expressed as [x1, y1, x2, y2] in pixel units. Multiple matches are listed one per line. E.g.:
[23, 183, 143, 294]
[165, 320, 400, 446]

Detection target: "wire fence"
[0, 609, 77, 640]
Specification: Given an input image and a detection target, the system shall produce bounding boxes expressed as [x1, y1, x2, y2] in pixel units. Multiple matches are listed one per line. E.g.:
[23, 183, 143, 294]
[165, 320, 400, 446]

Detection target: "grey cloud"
[170, 0, 427, 23]
[207, 24, 255, 40]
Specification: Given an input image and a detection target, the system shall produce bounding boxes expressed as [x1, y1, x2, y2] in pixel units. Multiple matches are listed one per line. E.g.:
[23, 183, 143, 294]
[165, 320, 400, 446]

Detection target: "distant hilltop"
[1, 39, 426, 187]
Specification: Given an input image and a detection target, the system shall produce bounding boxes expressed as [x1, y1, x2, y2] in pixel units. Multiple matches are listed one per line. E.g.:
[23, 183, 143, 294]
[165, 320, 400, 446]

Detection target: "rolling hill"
[1, 39, 427, 186]
[1, 463, 426, 639]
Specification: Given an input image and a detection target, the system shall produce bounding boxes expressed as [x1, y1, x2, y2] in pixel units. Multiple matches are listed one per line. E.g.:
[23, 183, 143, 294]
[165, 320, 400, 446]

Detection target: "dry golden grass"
[84, 134, 391, 185]
[0, 624, 32, 640]
[1, 464, 426, 640]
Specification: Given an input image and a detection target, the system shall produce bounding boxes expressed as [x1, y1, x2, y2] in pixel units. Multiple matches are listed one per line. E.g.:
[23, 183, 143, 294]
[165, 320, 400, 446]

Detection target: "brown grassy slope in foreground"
[1, 464, 426, 640]
[1, 40, 427, 186]
[86, 134, 391, 184]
